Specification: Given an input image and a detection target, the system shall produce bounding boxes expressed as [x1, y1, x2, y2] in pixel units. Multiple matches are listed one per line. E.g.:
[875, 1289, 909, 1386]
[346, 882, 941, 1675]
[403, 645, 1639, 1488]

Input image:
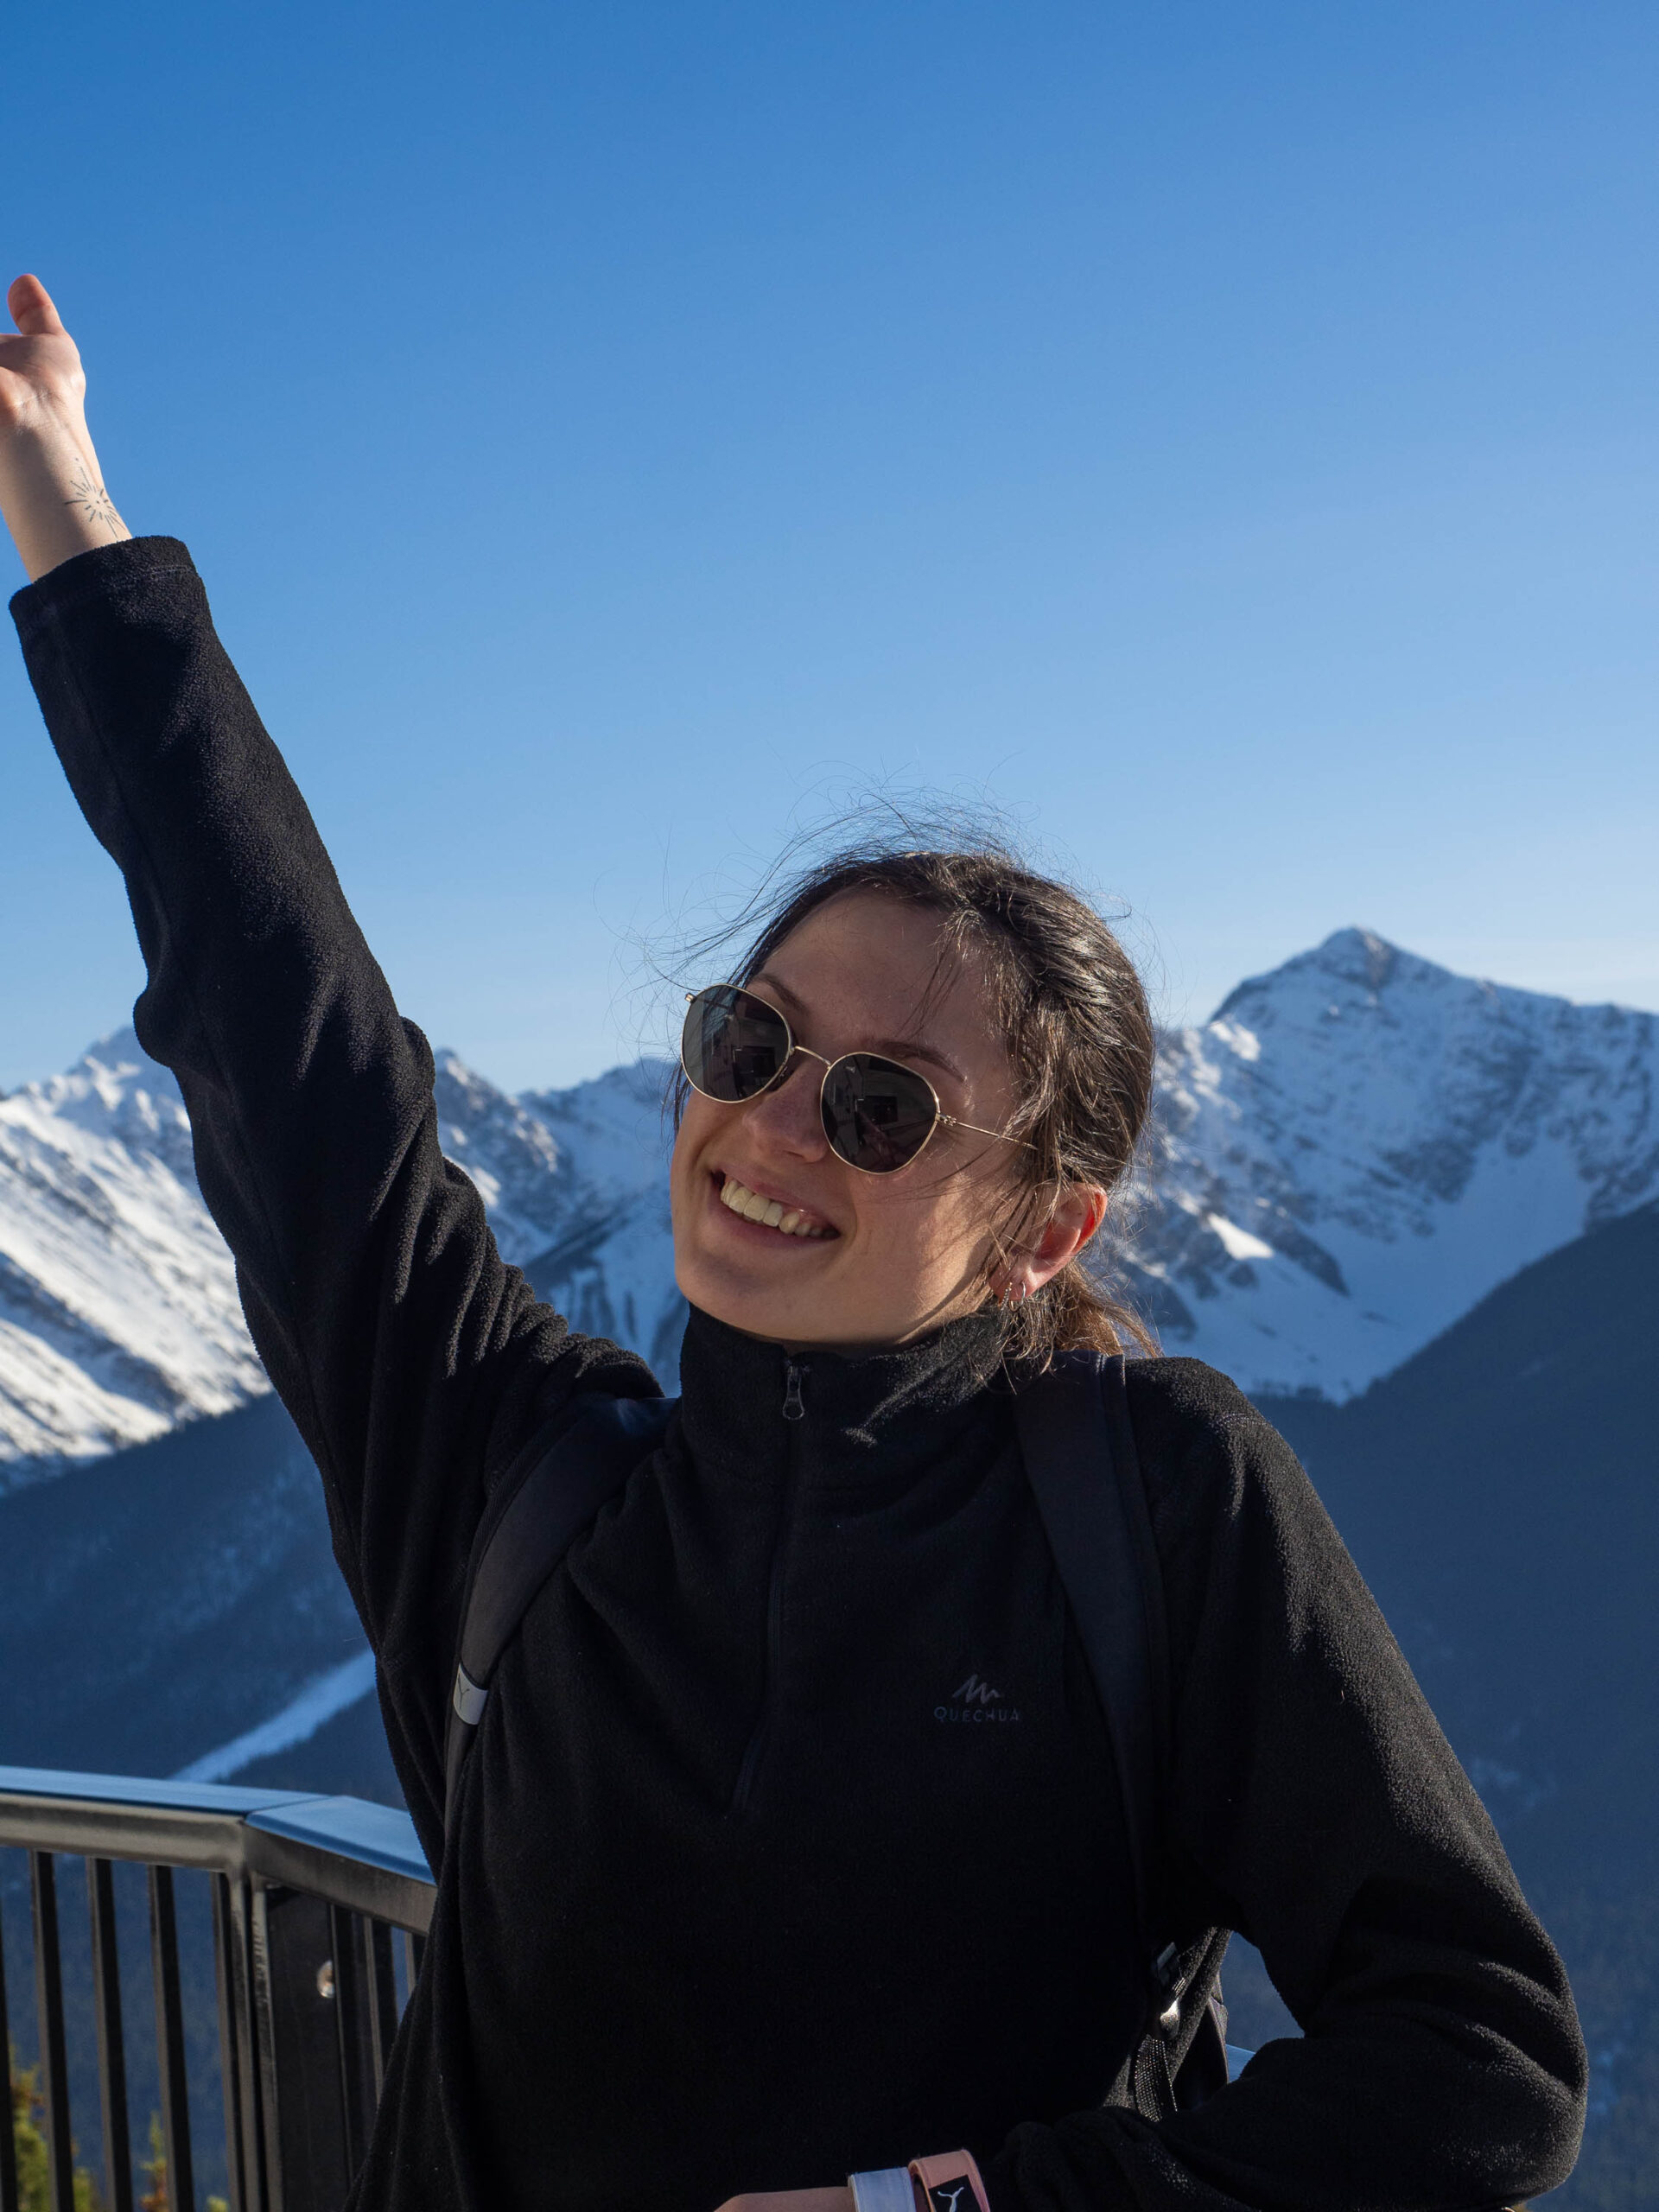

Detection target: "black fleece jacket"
[13, 538, 1586, 2212]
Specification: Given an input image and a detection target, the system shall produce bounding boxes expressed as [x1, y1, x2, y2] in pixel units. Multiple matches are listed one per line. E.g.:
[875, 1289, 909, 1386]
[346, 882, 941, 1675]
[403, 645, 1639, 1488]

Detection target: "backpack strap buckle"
[451, 1663, 488, 1727]
[1154, 1942, 1185, 2035]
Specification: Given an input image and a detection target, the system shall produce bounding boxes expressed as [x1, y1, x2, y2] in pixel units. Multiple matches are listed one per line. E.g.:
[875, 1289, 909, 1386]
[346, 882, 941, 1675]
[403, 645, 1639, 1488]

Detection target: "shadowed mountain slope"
[1259, 1198, 1658, 1886]
[0, 1391, 397, 1801]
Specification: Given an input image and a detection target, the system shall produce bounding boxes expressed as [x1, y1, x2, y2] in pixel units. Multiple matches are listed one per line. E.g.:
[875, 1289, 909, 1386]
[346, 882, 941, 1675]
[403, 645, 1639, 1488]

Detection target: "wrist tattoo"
[65, 460, 121, 538]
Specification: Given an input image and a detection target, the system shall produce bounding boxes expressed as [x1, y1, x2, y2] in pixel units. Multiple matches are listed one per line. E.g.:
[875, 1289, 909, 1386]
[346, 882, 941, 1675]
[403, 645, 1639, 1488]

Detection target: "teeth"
[719, 1176, 829, 1238]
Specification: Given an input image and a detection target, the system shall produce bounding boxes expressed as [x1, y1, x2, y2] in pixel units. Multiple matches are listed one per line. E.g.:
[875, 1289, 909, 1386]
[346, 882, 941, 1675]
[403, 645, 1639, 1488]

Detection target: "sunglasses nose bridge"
[768, 1043, 833, 1118]
[732, 1035, 834, 1156]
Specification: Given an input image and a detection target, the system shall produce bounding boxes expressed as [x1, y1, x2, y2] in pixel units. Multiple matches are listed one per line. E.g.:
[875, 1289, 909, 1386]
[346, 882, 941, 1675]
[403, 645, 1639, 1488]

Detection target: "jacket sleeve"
[982, 1358, 1587, 2212]
[10, 537, 657, 1841]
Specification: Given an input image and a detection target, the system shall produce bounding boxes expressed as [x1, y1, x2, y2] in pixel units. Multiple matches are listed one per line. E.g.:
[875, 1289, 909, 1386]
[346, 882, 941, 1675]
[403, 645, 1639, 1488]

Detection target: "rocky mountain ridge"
[1129, 927, 1657, 1394]
[2, 925, 1653, 1480]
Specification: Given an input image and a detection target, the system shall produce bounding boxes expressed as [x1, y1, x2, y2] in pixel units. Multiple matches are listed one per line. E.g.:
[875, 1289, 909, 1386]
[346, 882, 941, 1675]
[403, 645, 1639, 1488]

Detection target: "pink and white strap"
[848, 2172, 915, 2212]
[908, 2151, 991, 2212]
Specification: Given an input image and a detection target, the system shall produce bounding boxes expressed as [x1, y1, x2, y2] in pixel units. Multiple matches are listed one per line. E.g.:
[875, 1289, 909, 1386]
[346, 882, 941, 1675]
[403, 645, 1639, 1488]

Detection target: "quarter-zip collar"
[677, 1301, 1008, 1492]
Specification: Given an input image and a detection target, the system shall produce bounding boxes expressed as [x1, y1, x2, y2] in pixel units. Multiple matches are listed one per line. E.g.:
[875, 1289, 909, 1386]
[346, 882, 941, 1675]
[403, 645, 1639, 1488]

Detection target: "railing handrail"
[0, 1763, 435, 1935]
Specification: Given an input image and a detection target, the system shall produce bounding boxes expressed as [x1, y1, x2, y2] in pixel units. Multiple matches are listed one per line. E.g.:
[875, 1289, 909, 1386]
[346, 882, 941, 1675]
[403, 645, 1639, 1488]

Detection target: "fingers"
[7, 274, 67, 338]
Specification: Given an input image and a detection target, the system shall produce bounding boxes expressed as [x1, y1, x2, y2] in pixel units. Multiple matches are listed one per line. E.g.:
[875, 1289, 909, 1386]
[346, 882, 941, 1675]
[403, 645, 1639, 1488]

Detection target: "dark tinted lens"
[821, 1053, 940, 1172]
[682, 987, 792, 1103]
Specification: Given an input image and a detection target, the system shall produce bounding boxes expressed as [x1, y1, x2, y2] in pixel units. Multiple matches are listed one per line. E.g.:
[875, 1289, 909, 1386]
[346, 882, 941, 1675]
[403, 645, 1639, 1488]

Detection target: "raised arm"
[0, 276, 656, 1847]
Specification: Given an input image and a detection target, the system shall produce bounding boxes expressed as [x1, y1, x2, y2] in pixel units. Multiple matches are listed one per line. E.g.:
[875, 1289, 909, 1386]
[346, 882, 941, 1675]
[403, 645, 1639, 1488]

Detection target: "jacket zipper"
[730, 1357, 806, 1813]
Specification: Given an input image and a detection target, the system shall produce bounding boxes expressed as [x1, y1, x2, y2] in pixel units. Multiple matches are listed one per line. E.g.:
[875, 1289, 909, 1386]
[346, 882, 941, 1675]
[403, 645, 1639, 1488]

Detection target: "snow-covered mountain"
[447, 1052, 687, 1382]
[0, 1034, 264, 1471]
[2, 927, 1654, 1481]
[1122, 929, 1658, 1397]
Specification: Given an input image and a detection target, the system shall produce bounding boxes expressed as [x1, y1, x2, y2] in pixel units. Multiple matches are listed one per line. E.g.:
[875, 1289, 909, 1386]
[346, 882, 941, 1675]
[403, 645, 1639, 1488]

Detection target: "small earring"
[998, 1280, 1028, 1311]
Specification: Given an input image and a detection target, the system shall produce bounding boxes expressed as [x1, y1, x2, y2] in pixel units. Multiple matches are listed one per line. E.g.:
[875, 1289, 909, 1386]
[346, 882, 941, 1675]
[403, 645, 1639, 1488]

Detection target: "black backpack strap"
[1015, 1351, 1230, 2116]
[1015, 1351, 1165, 1974]
[442, 1392, 676, 1835]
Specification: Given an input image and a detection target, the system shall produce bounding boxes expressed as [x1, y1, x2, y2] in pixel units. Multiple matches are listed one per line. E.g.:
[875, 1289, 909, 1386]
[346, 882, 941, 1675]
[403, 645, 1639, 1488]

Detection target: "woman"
[0, 275, 1585, 2212]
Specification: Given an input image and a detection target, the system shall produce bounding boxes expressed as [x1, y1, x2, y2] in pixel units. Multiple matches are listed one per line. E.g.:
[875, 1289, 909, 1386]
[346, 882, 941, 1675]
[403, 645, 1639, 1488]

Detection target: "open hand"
[0, 274, 130, 580]
[0, 276, 88, 435]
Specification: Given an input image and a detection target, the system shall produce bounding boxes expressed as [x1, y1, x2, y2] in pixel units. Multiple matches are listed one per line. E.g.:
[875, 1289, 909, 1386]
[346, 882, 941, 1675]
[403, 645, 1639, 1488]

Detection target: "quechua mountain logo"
[935, 1672, 1021, 1725]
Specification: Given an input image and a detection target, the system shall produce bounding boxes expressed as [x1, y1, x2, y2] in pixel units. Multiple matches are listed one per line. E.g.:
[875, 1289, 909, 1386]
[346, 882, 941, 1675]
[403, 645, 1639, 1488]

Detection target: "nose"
[742, 1052, 830, 1160]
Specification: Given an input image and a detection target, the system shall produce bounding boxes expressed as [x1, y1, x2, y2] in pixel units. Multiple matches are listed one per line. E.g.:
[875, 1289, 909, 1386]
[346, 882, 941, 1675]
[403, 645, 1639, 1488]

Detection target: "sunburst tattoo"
[65, 460, 120, 537]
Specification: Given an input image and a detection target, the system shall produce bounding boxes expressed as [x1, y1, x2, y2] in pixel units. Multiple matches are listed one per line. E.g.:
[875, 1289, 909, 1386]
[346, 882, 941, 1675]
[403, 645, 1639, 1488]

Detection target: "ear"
[1007, 1184, 1108, 1300]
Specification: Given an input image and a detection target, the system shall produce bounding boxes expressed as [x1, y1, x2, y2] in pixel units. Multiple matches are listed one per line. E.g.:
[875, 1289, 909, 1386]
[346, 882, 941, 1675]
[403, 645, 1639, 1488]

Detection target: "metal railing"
[0, 1766, 434, 2212]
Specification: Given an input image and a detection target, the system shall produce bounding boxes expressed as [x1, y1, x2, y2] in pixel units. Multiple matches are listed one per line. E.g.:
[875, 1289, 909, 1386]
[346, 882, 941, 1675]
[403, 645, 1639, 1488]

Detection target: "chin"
[677, 1255, 815, 1343]
[672, 1240, 855, 1347]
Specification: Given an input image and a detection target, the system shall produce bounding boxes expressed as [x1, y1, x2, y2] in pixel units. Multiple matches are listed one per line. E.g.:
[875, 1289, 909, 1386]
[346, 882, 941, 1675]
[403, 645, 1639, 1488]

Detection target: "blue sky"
[3, 1, 1656, 1090]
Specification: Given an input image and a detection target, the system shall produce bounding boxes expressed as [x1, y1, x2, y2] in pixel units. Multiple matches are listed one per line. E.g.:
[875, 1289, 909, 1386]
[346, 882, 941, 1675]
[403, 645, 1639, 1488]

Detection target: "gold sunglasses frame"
[681, 985, 1033, 1177]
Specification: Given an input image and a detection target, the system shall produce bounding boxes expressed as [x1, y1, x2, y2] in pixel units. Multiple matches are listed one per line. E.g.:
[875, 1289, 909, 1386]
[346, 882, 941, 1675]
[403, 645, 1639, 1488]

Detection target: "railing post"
[213, 1872, 264, 2212]
[86, 1858, 135, 2212]
[149, 1864, 197, 2212]
[0, 1878, 21, 2212]
[29, 1853, 76, 2212]
[251, 1886, 353, 2212]
[361, 1918, 397, 2096]
[327, 1902, 378, 2177]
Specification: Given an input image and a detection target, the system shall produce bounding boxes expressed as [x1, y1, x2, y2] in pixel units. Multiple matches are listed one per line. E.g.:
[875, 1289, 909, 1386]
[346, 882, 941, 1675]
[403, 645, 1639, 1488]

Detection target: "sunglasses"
[680, 983, 1029, 1176]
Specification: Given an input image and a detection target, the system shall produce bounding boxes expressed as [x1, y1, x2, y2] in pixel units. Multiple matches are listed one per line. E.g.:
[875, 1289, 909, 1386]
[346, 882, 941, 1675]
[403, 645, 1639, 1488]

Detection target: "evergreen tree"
[9, 2047, 105, 2212]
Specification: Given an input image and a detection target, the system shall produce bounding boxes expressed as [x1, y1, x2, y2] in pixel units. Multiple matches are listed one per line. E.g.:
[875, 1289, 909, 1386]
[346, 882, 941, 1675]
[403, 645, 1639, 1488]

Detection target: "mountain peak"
[1212, 928, 1423, 1024]
[1148, 927, 1659, 1400]
[1313, 927, 1401, 991]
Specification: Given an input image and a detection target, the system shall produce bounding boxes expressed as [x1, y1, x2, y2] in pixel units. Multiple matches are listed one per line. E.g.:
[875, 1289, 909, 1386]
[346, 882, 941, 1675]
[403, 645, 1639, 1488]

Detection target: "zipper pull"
[782, 1359, 806, 1422]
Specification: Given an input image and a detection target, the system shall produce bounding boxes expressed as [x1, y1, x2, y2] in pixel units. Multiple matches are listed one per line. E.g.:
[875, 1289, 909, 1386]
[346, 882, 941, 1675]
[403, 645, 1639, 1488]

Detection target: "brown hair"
[677, 836, 1158, 1367]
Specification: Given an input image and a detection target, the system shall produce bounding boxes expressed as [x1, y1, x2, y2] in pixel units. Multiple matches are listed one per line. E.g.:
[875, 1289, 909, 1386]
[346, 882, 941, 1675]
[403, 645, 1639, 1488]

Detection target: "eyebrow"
[747, 970, 967, 1084]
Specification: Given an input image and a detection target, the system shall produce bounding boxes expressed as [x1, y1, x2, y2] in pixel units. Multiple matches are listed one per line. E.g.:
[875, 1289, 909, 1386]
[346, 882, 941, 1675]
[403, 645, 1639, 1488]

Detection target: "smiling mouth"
[716, 1173, 836, 1239]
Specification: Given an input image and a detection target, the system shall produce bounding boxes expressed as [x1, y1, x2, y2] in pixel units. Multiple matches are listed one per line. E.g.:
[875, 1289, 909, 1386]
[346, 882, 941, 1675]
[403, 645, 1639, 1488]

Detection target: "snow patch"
[174, 1649, 378, 1782]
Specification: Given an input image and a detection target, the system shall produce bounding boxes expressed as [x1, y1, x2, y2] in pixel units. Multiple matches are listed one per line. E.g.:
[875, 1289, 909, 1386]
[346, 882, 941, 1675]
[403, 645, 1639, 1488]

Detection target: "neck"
[719, 1293, 998, 1361]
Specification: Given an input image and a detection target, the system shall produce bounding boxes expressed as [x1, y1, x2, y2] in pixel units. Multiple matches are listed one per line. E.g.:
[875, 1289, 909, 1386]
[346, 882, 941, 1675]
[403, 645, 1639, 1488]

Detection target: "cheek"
[669, 1111, 709, 1223]
[671, 1095, 721, 1179]
[865, 1170, 998, 1270]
